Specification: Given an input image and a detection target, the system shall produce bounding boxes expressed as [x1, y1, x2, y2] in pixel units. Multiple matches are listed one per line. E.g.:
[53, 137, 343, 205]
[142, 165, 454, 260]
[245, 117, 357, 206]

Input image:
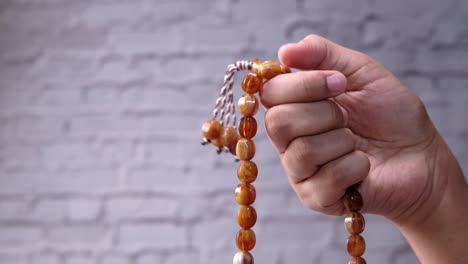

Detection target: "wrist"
[396, 134, 468, 264]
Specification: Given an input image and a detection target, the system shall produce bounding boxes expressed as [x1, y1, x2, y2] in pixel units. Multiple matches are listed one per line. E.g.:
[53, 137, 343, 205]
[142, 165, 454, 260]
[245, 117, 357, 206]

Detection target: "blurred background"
[0, 0, 467, 263]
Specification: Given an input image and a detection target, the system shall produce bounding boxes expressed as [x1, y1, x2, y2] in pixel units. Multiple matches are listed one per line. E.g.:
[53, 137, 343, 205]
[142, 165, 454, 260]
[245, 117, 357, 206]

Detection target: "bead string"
[344, 187, 367, 264]
[212, 60, 253, 127]
[201, 59, 367, 264]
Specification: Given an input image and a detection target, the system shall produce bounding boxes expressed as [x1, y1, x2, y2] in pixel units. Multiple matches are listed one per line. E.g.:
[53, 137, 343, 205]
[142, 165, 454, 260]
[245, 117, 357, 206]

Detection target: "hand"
[260, 35, 466, 226]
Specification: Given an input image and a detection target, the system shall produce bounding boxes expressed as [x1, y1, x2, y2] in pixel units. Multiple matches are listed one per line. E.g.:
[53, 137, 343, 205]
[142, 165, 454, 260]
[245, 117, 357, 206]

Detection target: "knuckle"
[314, 198, 343, 215]
[264, 106, 290, 141]
[341, 127, 357, 149]
[322, 164, 342, 188]
[355, 151, 371, 173]
[324, 100, 344, 127]
[289, 137, 317, 164]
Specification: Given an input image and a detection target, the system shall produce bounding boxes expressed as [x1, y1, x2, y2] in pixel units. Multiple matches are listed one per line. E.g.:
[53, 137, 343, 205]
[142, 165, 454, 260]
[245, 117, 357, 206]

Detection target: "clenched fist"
[260, 35, 468, 264]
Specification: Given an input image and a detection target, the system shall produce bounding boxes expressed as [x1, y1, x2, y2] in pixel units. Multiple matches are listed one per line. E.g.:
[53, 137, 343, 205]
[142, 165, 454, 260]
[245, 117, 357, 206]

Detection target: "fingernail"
[326, 73, 346, 96]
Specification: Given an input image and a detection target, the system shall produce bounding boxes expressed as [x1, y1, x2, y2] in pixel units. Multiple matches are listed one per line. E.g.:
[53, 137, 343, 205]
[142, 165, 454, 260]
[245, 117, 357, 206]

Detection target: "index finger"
[260, 70, 347, 108]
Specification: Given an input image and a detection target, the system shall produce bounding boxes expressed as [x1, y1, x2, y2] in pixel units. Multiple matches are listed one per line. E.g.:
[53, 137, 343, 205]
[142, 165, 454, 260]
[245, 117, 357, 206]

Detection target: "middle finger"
[265, 100, 345, 153]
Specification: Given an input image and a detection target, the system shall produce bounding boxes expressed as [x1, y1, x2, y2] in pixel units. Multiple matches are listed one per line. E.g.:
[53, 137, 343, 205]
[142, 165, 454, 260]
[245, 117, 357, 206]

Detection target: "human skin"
[260, 34, 468, 264]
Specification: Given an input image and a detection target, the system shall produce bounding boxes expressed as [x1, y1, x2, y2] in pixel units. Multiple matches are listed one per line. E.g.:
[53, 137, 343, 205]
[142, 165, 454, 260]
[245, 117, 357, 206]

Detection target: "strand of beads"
[233, 60, 290, 264]
[201, 59, 290, 264]
[343, 187, 367, 264]
[233, 72, 261, 264]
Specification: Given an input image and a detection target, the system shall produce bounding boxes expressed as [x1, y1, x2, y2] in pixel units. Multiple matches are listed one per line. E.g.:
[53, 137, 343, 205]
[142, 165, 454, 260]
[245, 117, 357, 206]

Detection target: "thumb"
[279, 34, 377, 77]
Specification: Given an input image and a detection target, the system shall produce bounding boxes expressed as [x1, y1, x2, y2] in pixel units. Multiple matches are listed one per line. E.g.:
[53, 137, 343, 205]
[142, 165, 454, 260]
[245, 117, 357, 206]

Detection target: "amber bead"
[259, 60, 283, 80]
[211, 138, 223, 148]
[201, 119, 221, 140]
[348, 257, 367, 264]
[236, 229, 256, 251]
[237, 161, 258, 183]
[281, 65, 292, 74]
[229, 134, 242, 155]
[347, 234, 366, 257]
[220, 126, 238, 148]
[236, 138, 256, 161]
[242, 72, 263, 94]
[344, 212, 365, 235]
[235, 183, 256, 206]
[239, 117, 257, 139]
[237, 206, 257, 229]
[251, 59, 262, 76]
[238, 94, 259, 117]
[233, 251, 254, 264]
[343, 187, 363, 212]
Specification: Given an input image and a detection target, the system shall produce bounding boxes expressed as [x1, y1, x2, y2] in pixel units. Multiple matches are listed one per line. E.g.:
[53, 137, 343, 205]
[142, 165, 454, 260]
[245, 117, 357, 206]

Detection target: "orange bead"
[252, 60, 286, 80]
[236, 229, 256, 251]
[348, 257, 367, 264]
[236, 138, 256, 161]
[344, 212, 365, 235]
[237, 206, 257, 229]
[251, 59, 262, 77]
[237, 161, 258, 183]
[242, 72, 263, 94]
[211, 138, 223, 148]
[238, 94, 259, 117]
[347, 234, 366, 257]
[343, 187, 363, 212]
[235, 183, 256, 206]
[220, 126, 237, 148]
[201, 119, 221, 140]
[229, 134, 242, 155]
[281, 65, 291, 74]
[233, 251, 254, 264]
[239, 117, 257, 139]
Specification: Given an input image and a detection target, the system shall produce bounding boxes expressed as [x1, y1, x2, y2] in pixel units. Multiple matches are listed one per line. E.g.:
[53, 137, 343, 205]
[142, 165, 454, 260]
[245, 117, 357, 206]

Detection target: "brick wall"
[0, 0, 467, 263]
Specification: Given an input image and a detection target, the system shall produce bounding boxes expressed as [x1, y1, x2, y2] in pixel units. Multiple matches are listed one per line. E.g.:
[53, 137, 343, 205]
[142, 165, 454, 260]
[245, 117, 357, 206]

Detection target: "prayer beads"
[344, 187, 367, 263]
[201, 59, 369, 264]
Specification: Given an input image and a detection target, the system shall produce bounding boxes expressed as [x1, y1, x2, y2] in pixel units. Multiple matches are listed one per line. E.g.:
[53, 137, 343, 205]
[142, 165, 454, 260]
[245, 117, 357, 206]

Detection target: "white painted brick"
[362, 18, 432, 48]
[302, 0, 369, 18]
[31, 199, 67, 223]
[32, 86, 82, 107]
[66, 198, 101, 222]
[415, 49, 468, 74]
[77, 2, 150, 33]
[135, 253, 163, 264]
[372, 0, 457, 19]
[367, 49, 416, 74]
[47, 225, 110, 250]
[257, 220, 334, 248]
[126, 164, 192, 192]
[104, 195, 178, 222]
[0, 199, 30, 221]
[0, 168, 119, 194]
[0, 225, 42, 246]
[281, 245, 321, 263]
[32, 51, 98, 80]
[192, 218, 237, 251]
[99, 254, 129, 264]
[29, 252, 61, 264]
[117, 223, 187, 252]
[16, 116, 65, 139]
[165, 251, 200, 264]
[0, 253, 27, 264]
[65, 255, 95, 264]
[30, 198, 101, 223]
